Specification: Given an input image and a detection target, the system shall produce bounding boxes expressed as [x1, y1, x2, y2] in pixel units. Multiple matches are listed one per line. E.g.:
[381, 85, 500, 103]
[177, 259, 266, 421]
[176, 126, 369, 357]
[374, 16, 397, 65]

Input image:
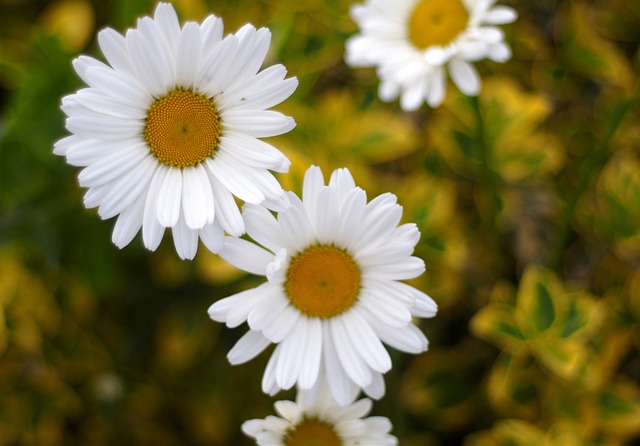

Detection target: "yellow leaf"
[559, 2, 634, 90]
[38, 0, 95, 52]
[470, 303, 525, 350]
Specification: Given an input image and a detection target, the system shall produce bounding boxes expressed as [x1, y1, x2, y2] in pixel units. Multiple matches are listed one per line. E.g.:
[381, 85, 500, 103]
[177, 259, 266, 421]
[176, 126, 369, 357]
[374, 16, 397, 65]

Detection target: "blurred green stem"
[470, 96, 506, 275]
[470, 96, 500, 218]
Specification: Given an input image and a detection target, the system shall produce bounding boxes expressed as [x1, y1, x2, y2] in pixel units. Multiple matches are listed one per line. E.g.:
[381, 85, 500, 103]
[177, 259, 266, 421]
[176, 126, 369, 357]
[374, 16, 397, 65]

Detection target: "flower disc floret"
[284, 419, 341, 446]
[285, 245, 361, 319]
[408, 0, 469, 49]
[144, 89, 221, 167]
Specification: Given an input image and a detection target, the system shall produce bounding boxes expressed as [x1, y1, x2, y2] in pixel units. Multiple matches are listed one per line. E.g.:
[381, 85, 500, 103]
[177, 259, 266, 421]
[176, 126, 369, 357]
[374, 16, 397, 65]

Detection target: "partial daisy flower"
[54, 3, 297, 259]
[345, 0, 517, 110]
[243, 387, 398, 446]
[208, 165, 437, 405]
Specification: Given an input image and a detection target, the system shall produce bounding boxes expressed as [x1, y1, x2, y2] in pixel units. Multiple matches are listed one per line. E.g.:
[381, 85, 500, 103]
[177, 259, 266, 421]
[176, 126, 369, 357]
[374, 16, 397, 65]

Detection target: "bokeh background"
[1, 0, 640, 444]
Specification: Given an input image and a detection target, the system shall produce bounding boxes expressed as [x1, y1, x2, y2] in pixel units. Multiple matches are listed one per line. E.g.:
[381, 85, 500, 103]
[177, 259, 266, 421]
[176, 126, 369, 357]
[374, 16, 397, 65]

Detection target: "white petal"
[77, 142, 148, 187]
[277, 194, 314, 253]
[72, 55, 108, 84]
[273, 400, 302, 423]
[97, 28, 133, 76]
[201, 15, 223, 48]
[219, 237, 273, 276]
[407, 287, 438, 318]
[484, 6, 518, 24]
[222, 109, 296, 138]
[337, 188, 367, 246]
[262, 304, 300, 343]
[364, 312, 428, 354]
[83, 66, 151, 107]
[208, 286, 267, 327]
[74, 88, 146, 120]
[328, 168, 356, 197]
[197, 35, 240, 95]
[205, 157, 265, 204]
[204, 166, 245, 236]
[126, 28, 171, 96]
[302, 165, 325, 224]
[175, 21, 202, 87]
[199, 220, 224, 254]
[314, 187, 339, 244]
[400, 78, 427, 111]
[276, 317, 308, 389]
[449, 58, 481, 96]
[156, 167, 182, 227]
[261, 344, 281, 395]
[142, 164, 169, 251]
[66, 114, 142, 140]
[345, 309, 391, 373]
[487, 42, 512, 62]
[218, 131, 290, 172]
[364, 256, 425, 280]
[355, 292, 412, 328]
[331, 316, 372, 388]
[181, 165, 210, 229]
[97, 155, 157, 219]
[154, 2, 181, 48]
[298, 317, 322, 389]
[243, 203, 285, 252]
[248, 292, 289, 332]
[111, 184, 147, 248]
[426, 66, 446, 107]
[228, 330, 271, 365]
[53, 134, 83, 157]
[323, 325, 357, 406]
[172, 214, 199, 260]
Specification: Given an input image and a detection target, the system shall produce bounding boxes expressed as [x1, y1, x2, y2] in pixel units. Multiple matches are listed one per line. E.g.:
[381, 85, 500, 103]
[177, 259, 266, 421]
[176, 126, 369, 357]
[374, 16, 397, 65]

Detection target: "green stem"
[470, 96, 501, 222]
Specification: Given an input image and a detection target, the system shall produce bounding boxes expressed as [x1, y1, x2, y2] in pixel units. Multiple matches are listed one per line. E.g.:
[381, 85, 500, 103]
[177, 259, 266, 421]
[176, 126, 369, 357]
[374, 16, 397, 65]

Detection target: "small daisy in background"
[243, 386, 398, 446]
[209, 165, 437, 405]
[345, 0, 517, 110]
[55, 3, 297, 259]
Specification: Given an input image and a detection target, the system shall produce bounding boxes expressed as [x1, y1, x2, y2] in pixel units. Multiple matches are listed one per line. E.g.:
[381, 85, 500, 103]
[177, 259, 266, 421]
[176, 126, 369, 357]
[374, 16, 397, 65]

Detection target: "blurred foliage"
[0, 0, 639, 444]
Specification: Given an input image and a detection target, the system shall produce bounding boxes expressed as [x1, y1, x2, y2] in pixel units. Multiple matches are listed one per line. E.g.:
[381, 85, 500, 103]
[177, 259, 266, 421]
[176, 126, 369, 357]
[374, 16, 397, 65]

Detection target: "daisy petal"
[228, 330, 271, 365]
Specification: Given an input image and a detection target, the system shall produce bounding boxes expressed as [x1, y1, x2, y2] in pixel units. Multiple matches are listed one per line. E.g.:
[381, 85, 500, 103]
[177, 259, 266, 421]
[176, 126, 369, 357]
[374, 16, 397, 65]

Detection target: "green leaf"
[470, 304, 526, 349]
[533, 282, 556, 332]
[560, 300, 586, 338]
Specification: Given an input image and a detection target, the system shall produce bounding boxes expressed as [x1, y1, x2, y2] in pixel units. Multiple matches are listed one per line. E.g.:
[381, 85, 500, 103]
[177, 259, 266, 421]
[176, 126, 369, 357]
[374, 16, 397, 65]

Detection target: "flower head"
[208, 166, 437, 405]
[242, 387, 398, 446]
[55, 3, 298, 259]
[345, 0, 517, 110]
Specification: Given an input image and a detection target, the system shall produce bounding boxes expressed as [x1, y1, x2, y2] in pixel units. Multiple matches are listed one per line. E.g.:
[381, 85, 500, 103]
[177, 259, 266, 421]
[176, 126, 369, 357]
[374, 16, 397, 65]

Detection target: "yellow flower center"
[284, 419, 342, 446]
[408, 0, 469, 49]
[285, 245, 361, 319]
[144, 89, 221, 167]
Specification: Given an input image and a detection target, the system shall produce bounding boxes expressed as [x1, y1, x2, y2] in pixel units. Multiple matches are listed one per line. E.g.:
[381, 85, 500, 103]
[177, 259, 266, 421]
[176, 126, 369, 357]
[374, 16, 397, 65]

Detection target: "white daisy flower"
[242, 387, 398, 446]
[345, 0, 517, 110]
[208, 165, 437, 405]
[54, 3, 298, 260]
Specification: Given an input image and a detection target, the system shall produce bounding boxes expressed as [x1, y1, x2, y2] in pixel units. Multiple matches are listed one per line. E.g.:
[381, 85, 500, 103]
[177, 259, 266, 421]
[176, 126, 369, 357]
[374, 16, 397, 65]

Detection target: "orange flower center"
[408, 0, 469, 49]
[285, 245, 361, 319]
[144, 89, 220, 167]
[284, 419, 342, 446]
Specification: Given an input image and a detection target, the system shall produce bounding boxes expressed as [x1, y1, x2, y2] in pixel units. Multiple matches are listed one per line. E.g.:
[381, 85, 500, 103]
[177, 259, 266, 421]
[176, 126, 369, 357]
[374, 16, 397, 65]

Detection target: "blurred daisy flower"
[209, 165, 437, 405]
[242, 387, 398, 445]
[345, 0, 517, 110]
[55, 3, 297, 259]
